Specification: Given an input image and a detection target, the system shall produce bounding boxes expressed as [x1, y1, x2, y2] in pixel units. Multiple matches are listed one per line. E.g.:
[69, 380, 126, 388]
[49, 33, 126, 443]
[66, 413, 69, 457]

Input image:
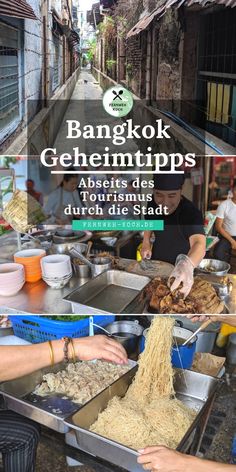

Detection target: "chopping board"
[117, 259, 174, 278]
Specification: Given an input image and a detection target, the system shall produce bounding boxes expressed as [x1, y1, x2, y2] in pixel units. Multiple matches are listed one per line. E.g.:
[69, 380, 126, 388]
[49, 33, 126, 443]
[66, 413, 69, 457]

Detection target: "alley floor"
[53, 67, 138, 156]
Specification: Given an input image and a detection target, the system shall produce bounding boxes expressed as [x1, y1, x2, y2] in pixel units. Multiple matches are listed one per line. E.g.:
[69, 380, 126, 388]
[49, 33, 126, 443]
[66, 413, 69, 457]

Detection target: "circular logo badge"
[103, 86, 133, 117]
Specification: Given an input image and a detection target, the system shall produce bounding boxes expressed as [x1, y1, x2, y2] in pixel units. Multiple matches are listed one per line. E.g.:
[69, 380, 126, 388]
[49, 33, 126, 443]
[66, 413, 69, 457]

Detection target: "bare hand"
[74, 335, 128, 365]
[137, 446, 191, 472]
[187, 315, 236, 327]
[186, 315, 211, 322]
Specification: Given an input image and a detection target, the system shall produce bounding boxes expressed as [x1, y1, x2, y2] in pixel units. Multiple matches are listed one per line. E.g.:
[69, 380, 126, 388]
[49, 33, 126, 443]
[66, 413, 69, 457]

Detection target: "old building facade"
[89, 0, 236, 150]
[0, 0, 80, 152]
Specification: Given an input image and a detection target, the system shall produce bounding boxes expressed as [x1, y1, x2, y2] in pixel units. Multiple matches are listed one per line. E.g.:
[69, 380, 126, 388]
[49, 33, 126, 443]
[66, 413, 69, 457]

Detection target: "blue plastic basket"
[9, 315, 115, 344]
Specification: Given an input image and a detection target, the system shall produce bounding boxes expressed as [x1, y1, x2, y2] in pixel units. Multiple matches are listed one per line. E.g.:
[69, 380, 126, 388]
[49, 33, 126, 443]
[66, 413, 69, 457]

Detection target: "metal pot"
[172, 326, 197, 369]
[89, 257, 112, 278]
[104, 320, 144, 356]
[175, 318, 219, 353]
[72, 263, 90, 279]
[69, 248, 112, 278]
[50, 242, 88, 256]
[141, 326, 197, 369]
[226, 334, 236, 365]
[52, 231, 85, 244]
[197, 259, 230, 276]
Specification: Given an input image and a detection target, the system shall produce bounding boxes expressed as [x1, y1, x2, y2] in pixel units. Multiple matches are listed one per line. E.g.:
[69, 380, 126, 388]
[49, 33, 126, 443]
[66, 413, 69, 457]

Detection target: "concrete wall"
[4, 67, 81, 155]
[24, 0, 43, 121]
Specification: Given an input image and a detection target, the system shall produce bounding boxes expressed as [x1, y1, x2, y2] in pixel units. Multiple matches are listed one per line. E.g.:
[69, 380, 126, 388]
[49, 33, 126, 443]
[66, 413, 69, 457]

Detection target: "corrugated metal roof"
[127, 0, 236, 38]
[165, 0, 236, 8]
[127, 5, 166, 38]
[68, 29, 80, 49]
[0, 0, 37, 19]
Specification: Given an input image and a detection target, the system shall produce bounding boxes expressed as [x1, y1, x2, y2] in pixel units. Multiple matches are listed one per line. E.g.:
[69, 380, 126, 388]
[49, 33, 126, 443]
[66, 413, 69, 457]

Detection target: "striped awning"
[0, 0, 37, 19]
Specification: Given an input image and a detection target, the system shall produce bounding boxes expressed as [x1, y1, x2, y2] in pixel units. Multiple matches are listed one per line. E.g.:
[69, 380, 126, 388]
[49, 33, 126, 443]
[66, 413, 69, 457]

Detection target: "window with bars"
[52, 36, 60, 91]
[197, 8, 236, 147]
[0, 22, 21, 143]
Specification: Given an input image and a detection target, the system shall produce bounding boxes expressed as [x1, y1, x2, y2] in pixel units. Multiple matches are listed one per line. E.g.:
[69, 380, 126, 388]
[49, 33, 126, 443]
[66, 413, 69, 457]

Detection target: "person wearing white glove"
[142, 171, 206, 296]
[168, 254, 195, 298]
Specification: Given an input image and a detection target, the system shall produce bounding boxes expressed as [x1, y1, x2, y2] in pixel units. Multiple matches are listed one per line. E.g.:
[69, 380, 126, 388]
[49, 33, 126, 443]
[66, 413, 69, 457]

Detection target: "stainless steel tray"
[64, 270, 151, 314]
[0, 361, 137, 433]
[65, 369, 219, 472]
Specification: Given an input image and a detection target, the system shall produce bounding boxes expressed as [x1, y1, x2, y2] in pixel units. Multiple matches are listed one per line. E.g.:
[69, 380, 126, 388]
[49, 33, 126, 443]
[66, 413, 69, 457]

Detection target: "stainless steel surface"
[64, 270, 150, 315]
[0, 361, 137, 434]
[50, 242, 88, 256]
[197, 259, 231, 276]
[0, 327, 14, 337]
[0, 363, 73, 433]
[104, 320, 144, 356]
[0, 276, 89, 314]
[65, 369, 219, 472]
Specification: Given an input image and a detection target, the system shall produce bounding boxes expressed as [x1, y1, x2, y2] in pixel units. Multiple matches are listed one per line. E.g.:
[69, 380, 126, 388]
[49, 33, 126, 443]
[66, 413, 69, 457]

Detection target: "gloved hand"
[168, 254, 194, 299]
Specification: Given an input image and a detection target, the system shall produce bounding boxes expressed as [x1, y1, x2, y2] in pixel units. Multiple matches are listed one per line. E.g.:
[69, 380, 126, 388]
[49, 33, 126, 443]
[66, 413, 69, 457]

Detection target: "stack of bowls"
[14, 249, 46, 283]
[41, 255, 72, 289]
[0, 263, 25, 296]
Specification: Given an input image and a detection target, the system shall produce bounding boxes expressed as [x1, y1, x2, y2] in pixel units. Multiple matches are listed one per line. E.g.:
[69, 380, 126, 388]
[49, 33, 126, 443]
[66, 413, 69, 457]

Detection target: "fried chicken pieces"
[145, 277, 224, 314]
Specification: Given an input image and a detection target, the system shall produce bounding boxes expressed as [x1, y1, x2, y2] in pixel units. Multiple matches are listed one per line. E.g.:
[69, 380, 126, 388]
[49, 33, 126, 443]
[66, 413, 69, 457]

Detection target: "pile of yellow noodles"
[90, 317, 196, 450]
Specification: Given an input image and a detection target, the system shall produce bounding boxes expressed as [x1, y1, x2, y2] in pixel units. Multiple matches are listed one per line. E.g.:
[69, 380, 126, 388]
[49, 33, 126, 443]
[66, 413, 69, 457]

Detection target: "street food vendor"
[0, 335, 127, 472]
[141, 172, 206, 297]
[213, 179, 236, 263]
[44, 168, 83, 224]
[138, 315, 236, 472]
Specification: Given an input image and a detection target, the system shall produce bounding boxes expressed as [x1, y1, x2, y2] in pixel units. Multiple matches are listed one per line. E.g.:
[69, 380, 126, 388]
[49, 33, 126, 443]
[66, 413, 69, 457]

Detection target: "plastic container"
[14, 249, 46, 283]
[9, 315, 115, 344]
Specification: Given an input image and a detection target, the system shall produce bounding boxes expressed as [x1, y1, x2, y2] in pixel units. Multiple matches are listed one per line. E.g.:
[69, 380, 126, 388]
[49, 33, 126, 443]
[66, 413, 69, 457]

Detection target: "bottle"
[216, 323, 236, 348]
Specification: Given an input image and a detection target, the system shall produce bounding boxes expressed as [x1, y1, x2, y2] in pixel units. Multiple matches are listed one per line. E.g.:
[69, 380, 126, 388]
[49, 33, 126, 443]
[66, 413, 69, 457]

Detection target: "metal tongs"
[140, 255, 153, 271]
